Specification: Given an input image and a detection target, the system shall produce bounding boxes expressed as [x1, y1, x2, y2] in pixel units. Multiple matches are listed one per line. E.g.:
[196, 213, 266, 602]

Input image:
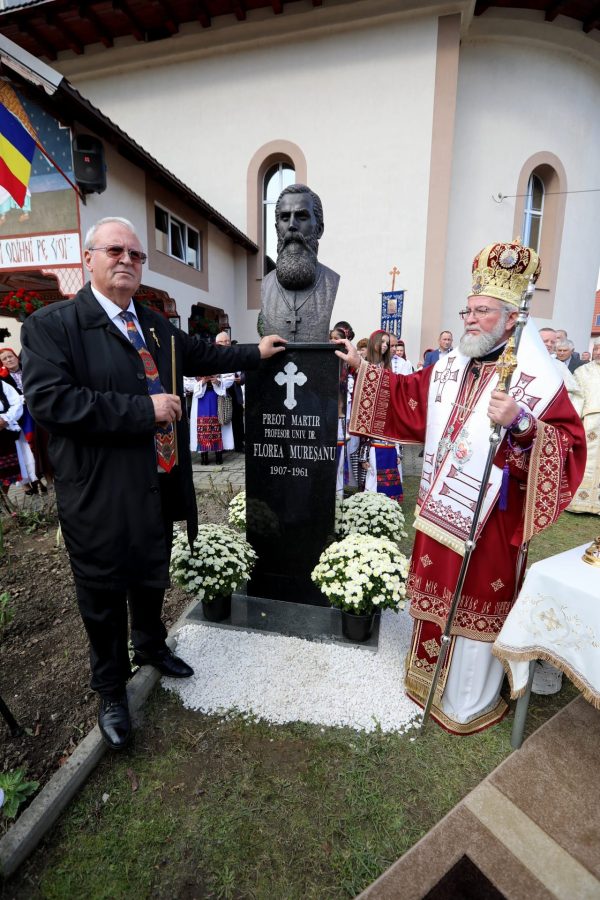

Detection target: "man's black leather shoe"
[133, 646, 194, 678]
[98, 696, 131, 750]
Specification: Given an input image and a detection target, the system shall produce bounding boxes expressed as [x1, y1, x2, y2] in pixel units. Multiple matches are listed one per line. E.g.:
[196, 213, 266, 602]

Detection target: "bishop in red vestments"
[337, 241, 586, 733]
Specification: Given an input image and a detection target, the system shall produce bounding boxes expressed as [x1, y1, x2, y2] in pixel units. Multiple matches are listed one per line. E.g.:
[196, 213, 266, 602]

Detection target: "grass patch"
[4, 476, 595, 898]
[9, 682, 577, 899]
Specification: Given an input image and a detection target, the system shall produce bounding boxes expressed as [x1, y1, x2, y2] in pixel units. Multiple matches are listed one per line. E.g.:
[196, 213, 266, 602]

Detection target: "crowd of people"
[5, 213, 597, 747]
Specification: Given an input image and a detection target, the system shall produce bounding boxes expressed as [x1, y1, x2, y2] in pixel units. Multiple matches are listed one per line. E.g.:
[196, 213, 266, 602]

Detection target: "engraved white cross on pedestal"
[275, 361, 307, 410]
[433, 355, 459, 402]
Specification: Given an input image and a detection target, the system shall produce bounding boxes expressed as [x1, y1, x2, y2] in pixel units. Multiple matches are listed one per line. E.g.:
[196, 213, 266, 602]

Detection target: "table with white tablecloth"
[493, 542, 600, 746]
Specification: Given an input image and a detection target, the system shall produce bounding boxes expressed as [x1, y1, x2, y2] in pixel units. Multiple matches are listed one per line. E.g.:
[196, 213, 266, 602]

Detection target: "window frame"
[154, 202, 202, 270]
[512, 153, 567, 320]
[262, 162, 295, 276]
[522, 173, 544, 254]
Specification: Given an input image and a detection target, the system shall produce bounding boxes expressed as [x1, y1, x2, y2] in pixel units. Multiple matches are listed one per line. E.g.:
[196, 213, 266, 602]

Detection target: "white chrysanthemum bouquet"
[227, 490, 246, 531]
[311, 533, 410, 616]
[338, 491, 408, 543]
[170, 525, 256, 603]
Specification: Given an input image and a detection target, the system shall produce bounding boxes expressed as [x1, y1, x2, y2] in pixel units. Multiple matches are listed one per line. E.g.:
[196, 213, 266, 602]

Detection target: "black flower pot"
[201, 593, 232, 622]
[341, 610, 375, 643]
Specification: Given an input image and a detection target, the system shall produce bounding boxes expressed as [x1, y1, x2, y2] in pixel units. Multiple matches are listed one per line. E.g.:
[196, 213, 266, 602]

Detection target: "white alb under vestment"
[568, 359, 600, 514]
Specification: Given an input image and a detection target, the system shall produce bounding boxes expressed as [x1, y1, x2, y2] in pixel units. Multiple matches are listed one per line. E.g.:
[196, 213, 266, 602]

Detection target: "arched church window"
[522, 173, 544, 253]
[263, 163, 295, 275]
[513, 154, 566, 318]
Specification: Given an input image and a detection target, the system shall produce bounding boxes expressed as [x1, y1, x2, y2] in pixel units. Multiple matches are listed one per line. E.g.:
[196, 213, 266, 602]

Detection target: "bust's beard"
[276, 234, 319, 290]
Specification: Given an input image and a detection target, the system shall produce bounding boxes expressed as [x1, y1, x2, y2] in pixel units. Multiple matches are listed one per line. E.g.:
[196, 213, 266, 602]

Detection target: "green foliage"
[0, 769, 39, 820]
[0, 590, 14, 635]
[0, 489, 59, 533]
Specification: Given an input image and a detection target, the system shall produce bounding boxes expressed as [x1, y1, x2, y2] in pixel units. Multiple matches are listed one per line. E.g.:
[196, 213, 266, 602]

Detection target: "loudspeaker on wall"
[72, 134, 106, 194]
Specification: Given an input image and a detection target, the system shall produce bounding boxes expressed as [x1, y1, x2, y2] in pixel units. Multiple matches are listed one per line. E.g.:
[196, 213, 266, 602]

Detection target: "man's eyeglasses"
[458, 306, 501, 320]
[89, 245, 147, 264]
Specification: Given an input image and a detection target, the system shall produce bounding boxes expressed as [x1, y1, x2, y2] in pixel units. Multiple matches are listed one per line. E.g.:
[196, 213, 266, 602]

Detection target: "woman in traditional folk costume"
[0, 348, 41, 494]
[392, 339, 415, 375]
[186, 373, 235, 464]
[359, 330, 403, 502]
[338, 241, 586, 734]
[330, 326, 359, 495]
[0, 378, 24, 489]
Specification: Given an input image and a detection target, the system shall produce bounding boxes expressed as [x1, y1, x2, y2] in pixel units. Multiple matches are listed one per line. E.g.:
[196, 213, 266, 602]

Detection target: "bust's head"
[274, 185, 324, 291]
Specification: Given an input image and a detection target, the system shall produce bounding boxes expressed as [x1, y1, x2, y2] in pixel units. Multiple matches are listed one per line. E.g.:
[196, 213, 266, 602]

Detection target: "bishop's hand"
[488, 390, 520, 427]
[334, 339, 361, 369]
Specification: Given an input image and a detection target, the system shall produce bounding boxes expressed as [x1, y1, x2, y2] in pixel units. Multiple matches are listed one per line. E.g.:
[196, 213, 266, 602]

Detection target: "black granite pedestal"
[187, 591, 381, 651]
[244, 344, 339, 606]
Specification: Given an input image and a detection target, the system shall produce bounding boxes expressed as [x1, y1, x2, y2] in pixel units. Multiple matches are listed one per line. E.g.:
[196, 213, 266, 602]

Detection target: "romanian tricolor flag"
[0, 102, 36, 208]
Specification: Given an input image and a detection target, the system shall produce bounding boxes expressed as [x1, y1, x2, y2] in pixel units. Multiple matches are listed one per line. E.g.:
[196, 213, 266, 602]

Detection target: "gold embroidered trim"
[523, 420, 566, 542]
[493, 644, 600, 710]
[413, 512, 466, 557]
[348, 362, 391, 440]
[406, 688, 509, 734]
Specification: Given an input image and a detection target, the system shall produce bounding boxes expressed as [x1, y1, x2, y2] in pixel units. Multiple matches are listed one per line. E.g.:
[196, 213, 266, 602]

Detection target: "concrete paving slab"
[358, 697, 600, 900]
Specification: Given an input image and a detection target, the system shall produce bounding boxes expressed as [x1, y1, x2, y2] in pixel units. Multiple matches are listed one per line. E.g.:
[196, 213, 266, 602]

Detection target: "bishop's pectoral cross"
[389, 266, 400, 291]
[433, 355, 458, 403]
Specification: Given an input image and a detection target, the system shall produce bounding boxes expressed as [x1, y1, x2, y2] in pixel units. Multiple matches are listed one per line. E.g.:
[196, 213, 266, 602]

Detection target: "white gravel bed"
[164, 607, 421, 733]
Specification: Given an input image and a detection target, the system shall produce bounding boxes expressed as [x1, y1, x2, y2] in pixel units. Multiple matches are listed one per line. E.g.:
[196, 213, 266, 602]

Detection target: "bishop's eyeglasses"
[458, 306, 501, 320]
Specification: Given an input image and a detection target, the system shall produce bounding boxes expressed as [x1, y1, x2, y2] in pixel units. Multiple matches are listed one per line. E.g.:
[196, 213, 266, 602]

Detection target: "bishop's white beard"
[459, 313, 510, 358]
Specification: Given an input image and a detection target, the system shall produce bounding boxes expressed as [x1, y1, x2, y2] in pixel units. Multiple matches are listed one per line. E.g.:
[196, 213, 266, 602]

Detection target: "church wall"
[57, 15, 440, 354]
[78, 146, 147, 252]
[445, 31, 600, 353]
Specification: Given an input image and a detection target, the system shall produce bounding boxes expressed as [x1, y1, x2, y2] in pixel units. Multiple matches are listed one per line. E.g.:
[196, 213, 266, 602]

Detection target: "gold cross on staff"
[389, 266, 400, 291]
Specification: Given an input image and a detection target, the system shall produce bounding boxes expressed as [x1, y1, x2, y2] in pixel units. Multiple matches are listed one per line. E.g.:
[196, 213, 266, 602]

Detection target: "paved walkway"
[359, 696, 600, 899]
[191, 443, 425, 492]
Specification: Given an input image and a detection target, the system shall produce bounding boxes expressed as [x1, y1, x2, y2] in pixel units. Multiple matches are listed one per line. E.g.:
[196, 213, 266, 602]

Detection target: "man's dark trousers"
[75, 473, 177, 699]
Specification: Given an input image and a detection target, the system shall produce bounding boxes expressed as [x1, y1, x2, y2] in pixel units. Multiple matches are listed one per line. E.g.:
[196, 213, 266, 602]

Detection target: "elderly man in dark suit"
[423, 330, 453, 367]
[21, 216, 285, 750]
[556, 339, 584, 374]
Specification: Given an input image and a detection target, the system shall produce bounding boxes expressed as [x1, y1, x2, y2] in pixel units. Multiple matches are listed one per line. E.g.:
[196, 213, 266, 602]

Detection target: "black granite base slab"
[186, 591, 381, 651]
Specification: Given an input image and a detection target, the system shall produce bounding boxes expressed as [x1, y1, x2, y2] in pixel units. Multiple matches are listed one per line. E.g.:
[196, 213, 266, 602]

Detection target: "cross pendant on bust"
[286, 307, 302, 335]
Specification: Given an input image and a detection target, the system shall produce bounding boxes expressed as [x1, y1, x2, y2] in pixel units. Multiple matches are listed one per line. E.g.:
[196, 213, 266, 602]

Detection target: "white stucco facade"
[56, 1, 600, 355]
[446, 13, 600, 351]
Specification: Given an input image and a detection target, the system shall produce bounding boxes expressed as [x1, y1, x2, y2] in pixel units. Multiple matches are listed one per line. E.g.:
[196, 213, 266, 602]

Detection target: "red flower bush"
[0, 290, 44, 318]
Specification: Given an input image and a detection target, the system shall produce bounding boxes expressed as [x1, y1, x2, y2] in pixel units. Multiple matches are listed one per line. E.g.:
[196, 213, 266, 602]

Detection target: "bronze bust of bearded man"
[260, 184, 340, 343]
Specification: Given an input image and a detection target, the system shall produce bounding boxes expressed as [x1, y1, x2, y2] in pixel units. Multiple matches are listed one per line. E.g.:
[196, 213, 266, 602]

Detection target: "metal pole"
[510, 660, 536, 749]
